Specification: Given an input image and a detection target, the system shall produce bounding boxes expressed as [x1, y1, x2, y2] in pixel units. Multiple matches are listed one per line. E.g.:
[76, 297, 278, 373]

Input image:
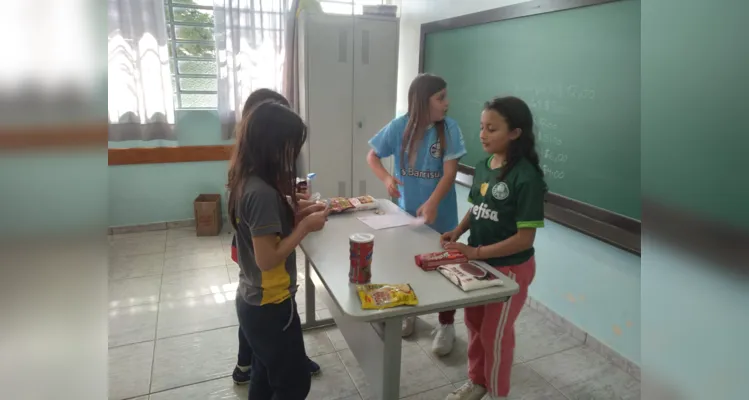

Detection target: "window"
[164, 0, 218, 109]
[164, 0, 388, 110]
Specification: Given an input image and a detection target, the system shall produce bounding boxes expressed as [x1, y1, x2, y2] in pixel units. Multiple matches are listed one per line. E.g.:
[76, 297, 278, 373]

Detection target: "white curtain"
[214, 0, 291, 139]
[108, 0, 175, 141]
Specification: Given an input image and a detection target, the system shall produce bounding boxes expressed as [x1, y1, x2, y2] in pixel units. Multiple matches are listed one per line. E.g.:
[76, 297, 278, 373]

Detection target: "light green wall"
[456, 185, 641, 365]
[108, 110, 231, 227]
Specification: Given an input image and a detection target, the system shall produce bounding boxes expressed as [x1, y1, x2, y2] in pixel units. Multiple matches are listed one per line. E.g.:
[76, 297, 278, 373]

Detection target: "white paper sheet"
[356, 212, 417, 230]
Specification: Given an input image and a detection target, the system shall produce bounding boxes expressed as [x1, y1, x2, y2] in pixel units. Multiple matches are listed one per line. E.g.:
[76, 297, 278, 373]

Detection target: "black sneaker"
[308, 358, 321, 376]
[232, 366, 251, 385]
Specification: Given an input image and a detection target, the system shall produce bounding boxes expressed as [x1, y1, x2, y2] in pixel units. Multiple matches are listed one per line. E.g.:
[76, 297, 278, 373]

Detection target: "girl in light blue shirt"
[366, 73, 467, 356]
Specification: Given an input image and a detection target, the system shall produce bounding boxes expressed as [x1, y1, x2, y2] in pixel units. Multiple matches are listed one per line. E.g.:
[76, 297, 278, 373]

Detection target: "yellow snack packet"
[356, 284, 418, 310]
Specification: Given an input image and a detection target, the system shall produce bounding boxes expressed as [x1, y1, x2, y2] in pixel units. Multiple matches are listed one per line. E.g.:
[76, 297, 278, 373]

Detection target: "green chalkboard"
[423, 0, 641, 220]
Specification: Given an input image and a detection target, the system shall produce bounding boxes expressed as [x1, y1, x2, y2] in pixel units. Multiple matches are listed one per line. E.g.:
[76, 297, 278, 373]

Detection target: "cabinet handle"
[338, 181, 347, 197]
[338, 29, 348, 63]
[361, 30, 370, 65]
[357, 121, 363, 129]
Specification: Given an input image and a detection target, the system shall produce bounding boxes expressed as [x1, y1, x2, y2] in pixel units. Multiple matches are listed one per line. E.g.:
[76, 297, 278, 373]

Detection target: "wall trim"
[108, 145, 233, 166]
[0, 124, 107, 149]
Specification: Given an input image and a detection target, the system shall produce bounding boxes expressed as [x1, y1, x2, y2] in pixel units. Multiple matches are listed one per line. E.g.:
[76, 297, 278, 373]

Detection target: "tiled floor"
[108, 226, 640, 400]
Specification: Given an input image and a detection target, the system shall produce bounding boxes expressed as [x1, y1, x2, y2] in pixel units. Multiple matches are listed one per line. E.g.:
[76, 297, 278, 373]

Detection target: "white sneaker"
[446, 381, 487, 400]
[401, 316, 416, 337]
[432, 324, 456, 356]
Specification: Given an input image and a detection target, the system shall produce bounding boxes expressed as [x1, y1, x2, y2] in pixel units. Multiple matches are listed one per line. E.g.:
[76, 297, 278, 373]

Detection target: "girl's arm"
[474, 229, 536, 259]
[252, 210, 328, 271]
[367, 149, 393, 182]
[252, 228, 308, 271]
[444, 229, 536, 260]
[455, 208, 471, 236]
[425, 159, 459, 206]
[419, 121, 467, 221]
[244, 187, 328, 271]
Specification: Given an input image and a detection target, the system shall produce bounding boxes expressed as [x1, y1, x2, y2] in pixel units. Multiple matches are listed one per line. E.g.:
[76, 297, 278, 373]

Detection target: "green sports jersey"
[467, 156, 547, 267]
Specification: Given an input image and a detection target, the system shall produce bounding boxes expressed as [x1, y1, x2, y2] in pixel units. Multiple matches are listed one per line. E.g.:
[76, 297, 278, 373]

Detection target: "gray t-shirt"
[235, 176, 297, 306]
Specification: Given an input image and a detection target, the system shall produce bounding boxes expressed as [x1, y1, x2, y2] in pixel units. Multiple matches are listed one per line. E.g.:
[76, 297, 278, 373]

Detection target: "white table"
[300, 200, 519, 400]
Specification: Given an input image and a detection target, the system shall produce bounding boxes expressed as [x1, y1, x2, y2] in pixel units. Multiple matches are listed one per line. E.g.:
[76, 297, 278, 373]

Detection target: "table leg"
[305, 257, 315, 322]
[300, 256, 335, 330]
[379, 318, 403, 400]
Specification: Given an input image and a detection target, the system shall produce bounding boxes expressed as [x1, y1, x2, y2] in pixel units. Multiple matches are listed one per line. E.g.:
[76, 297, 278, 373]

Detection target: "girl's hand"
[417, 200, 438, 224]
[300, 209, 330, 233]
[295, 202, 327, 226]
[384, 176, 403, 198]
[296, 191, 311, 201]
[440, 230, 460, 247]
[443, 242, 479, 260]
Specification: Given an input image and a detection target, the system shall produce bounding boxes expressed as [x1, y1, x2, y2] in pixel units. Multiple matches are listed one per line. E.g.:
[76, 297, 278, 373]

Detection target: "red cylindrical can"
[349, 233, 374, 284]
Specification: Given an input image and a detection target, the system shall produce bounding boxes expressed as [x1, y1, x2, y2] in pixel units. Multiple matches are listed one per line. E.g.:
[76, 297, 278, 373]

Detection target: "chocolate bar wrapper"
[414, 250, 468, 271]
[437, 263, 504, 292]
[349, 195, 378, 211]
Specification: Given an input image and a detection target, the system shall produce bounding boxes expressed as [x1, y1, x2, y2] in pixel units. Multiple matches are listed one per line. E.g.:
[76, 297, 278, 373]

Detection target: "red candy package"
[328, 197, 355, 213]
[414, 250, 469, 271]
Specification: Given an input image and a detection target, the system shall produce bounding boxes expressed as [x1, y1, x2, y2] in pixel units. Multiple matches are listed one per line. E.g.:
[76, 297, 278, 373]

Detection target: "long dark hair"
[402, 74, 447, 168]
[228, 89, 292, 189]
[485, 96, 543, 181]
[241, 88, 290, 117]
[228, 102, 307, 230]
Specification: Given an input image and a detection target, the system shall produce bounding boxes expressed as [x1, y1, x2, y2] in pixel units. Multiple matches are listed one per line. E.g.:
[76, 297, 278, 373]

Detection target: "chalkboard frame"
[419, 0, 641, 255]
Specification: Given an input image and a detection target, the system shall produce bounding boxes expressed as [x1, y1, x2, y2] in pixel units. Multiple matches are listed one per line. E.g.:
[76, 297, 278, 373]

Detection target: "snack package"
[349, 195, 379, 211]
[356, 283, 419, 310]
[415, 250, 469, 271]
[328, 197, 355, 213]
[437, 263, 504, 292]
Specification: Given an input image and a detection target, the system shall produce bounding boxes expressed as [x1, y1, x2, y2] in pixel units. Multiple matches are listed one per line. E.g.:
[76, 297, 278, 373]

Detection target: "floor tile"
[157, 291, 238, 339]
[112, 229, 167, 241]
[303, 327, 336, 357]
[307, 353, 359, 400]
[401, 384, 456, 400]
[326, 327, 349, 351]
[163, 251, 226, 274]
[315, 308, 333, 321]
[506, 363, 568, 400]
[527, 345, 640, 399]
[109, 253, 164, 280]
[109, 304, 158, 347]
[109, 275, 162, 309]
[339, 344, 451, 400]
[148, 377, 246, 400]
[418, 323, 469, 384]
[159, 266, 232, 301]
[108, 341, 154, 400]
[109, 237, 165, 258]
[165, 226, 201, 241]
[514, 307, 583, 363]
[102, 226, 640, 400]
[165, 237, 224, 258]
[296, 287, 329, 312]
[150, 326, 237, 393]
[227, 264, 240, 284]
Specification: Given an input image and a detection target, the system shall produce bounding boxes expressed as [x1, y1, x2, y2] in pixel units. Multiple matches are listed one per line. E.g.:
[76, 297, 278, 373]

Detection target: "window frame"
[165, 0, 218, 110]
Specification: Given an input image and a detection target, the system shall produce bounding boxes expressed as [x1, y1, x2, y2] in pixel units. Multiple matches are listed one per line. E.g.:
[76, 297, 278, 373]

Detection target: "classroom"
[104, 1, 747, 400]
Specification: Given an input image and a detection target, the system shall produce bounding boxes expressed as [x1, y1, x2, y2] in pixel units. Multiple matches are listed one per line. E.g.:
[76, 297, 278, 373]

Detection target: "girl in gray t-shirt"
[227, 102, 329, 399]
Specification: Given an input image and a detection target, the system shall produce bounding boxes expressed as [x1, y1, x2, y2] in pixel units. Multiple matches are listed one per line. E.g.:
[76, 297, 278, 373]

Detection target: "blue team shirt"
[368, 115, 467, 234]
